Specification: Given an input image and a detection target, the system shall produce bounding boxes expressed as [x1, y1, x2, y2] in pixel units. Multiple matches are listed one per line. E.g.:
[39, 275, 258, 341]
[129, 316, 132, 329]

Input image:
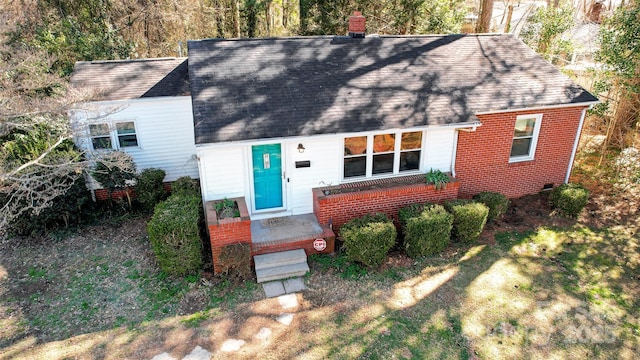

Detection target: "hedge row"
[343, 193, 506, 265]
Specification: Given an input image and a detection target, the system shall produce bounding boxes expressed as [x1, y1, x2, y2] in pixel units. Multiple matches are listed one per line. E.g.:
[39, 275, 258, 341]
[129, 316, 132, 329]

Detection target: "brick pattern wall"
[206, 197, 252, 273]
[455, 107, 586, 198]
[313, 180, 460, 233]
[94, 183, 173, 201]
[251, 226, 335, 257]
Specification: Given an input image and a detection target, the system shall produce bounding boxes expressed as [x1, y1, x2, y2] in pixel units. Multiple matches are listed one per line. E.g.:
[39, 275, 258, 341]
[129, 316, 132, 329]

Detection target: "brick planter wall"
[313, 177, 460, 233]
[206, 197, 251, 273]
[456, 106, 588, 198]
[94, 183, 173, 201]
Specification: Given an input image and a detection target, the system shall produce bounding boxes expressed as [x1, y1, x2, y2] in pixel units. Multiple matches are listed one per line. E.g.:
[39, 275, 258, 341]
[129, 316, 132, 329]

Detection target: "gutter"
[565, 106, 591, 183]
[475, 101, 600, 115]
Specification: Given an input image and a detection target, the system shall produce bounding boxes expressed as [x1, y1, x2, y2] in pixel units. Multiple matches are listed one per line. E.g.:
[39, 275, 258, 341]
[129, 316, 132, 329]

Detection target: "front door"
[252, 144, 283, 210]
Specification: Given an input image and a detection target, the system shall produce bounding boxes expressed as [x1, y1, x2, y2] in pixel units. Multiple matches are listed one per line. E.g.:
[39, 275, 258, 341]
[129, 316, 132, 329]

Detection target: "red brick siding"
[206, 197, 252, 274]
[455, 107, 586, 198]
[312, 180, 460, 233]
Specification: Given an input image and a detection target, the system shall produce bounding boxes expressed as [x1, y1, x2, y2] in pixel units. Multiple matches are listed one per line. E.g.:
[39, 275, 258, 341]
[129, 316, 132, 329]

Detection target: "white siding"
[72, 96, 198, 185]
[284, 139, 343, 215]
[197, 129, 457, 218]
[424, 129, 456, 172]
[198, 146, 247, 201]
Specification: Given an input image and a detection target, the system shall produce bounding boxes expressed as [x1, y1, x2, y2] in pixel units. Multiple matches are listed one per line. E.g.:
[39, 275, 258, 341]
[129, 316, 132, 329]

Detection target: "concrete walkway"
[150, 279, 305, 359]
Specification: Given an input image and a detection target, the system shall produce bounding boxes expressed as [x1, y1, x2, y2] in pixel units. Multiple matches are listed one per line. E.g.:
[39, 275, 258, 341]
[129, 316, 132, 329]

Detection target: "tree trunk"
[504, 5, 513, 32]
[232, 0, 240, 38]
[476, 0, 494, 33]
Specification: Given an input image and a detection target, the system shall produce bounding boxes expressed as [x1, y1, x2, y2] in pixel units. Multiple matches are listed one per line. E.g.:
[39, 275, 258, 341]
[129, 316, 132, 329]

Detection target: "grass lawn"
[1, 217, 638, 359]
[2, 147, 640, 359]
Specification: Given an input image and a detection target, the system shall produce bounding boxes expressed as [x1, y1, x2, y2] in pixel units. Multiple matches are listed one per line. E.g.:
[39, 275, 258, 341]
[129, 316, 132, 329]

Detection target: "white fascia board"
[194, 121, 483, 151]
[70, 95, 191, 109]
[474, 101, 600, 115]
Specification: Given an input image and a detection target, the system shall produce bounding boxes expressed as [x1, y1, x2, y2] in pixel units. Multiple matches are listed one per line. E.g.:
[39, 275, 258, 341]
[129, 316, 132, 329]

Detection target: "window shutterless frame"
[509, 114, 542, 163]
[343, 130, 423, 179]
[89, 121, 139, 151]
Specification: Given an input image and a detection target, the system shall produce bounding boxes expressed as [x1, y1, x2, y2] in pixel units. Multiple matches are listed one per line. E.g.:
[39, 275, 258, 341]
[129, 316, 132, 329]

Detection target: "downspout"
[565, 107, 589, 184]
[451, 130, 459, 178]
[451, 124, 480, 178]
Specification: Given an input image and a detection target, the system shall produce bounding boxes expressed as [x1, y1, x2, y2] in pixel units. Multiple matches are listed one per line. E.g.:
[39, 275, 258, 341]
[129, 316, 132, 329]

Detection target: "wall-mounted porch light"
[297, 143, 306, 153]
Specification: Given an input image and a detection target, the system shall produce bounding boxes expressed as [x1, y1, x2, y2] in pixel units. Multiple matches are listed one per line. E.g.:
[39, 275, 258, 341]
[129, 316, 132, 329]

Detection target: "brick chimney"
[348, 11, 365, 38]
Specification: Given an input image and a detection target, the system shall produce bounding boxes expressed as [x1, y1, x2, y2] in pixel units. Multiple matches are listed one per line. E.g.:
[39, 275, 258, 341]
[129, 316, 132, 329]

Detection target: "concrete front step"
[256, 261, 310, 283]
[254, 249, 309, 283]
[254, 249, 307, 271]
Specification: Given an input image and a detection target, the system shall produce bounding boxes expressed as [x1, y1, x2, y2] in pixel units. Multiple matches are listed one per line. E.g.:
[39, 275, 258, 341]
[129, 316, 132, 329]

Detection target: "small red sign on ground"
[313, 238, 327, 252]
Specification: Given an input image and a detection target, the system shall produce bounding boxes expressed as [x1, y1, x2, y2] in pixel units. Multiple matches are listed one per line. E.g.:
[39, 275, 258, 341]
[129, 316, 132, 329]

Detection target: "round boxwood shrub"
[549, 183, 589, 218]
[400, 204, 453, 258]
[473, 191, 509, 222]
[340, 213, 396, 268]
[147, 193, 203, 276]
[444, 199, 489, 243]
[135, 168, 167, 213]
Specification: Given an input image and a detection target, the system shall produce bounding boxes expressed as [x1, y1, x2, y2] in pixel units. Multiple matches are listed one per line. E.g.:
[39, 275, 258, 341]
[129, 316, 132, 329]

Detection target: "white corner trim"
[565, 107, 589, 183]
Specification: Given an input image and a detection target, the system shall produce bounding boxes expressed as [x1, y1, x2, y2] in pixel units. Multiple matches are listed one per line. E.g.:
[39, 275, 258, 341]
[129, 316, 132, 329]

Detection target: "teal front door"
[252, 144, 283, 210]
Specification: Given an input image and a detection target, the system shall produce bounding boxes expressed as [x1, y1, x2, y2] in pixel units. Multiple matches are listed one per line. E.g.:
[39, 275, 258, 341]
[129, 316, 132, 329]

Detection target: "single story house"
[70, 15, 598, 275]
[188, 33, 597, 216]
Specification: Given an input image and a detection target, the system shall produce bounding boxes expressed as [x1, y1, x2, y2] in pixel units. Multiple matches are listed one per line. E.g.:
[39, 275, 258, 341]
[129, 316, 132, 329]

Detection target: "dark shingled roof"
[70, 58, 189, 101]
[188, 34, 598, 144]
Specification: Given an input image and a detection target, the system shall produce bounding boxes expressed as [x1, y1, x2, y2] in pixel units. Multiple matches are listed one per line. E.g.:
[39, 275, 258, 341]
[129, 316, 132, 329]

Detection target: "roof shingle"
[188, 34, 597, 144]
[70, 58, 189, 101]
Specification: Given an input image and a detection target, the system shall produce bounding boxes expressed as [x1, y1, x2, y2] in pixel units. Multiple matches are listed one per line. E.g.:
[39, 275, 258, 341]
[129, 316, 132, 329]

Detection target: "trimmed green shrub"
[171, 176, 200, 197]
[444, 200, 489, 243]
[398, 203, 428, 225]
[148, 193, 203, 276]
[473, 191, 509, 222]
[135, 168, 167, 213]
[340, 213, 396, 268]
[400, 204, 453, 258]
[549, 183, 589, 218]
[218, 243, 252, 280]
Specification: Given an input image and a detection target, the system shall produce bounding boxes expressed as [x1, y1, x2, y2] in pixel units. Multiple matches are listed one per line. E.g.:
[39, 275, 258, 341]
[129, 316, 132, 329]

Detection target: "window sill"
[508, 158, 536, 167]
[342, 170, 423, 183]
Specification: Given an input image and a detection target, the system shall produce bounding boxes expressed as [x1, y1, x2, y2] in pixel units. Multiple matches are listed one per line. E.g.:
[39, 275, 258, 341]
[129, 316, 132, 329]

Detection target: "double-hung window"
[510, 114, 542, 162]
[344, 131, 423, 179]
[89, 121, 139, 151]
[89, 124, 112, 150]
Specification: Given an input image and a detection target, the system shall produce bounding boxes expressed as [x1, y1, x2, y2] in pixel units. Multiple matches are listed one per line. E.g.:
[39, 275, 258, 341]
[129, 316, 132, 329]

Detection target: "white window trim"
[89, 120, 140, 151]
[509, 114, 543, 163]
[343, 130, 424, 180]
